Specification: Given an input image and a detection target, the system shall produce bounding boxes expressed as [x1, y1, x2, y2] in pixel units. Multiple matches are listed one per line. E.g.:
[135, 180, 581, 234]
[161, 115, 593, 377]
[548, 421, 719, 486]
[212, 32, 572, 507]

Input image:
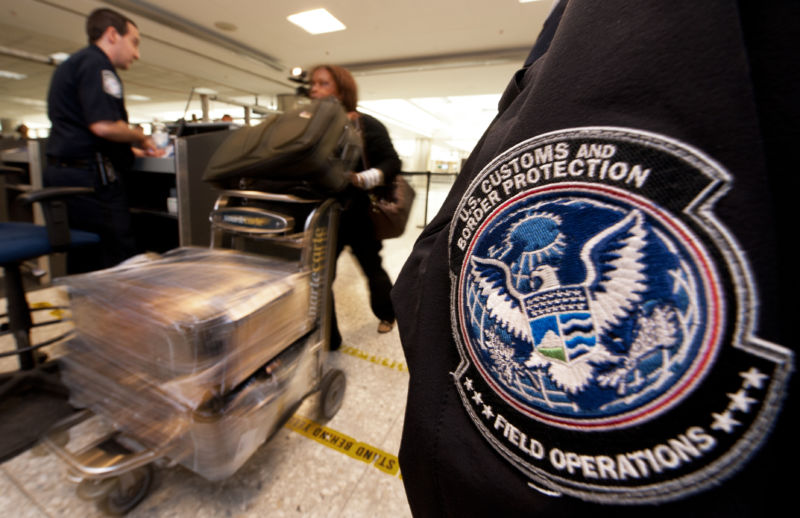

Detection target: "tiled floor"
[0, 175, 452, 517]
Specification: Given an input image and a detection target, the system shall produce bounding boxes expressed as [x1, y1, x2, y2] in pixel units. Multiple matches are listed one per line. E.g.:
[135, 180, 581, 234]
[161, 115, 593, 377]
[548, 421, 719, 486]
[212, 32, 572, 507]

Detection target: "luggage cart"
[43, 189, 346, 515]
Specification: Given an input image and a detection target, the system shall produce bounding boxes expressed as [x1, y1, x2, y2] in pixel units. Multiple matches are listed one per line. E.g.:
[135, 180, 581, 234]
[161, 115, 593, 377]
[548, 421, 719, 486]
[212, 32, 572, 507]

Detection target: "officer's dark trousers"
[329, 195, 395, 350]
[43, 164, 136, 273]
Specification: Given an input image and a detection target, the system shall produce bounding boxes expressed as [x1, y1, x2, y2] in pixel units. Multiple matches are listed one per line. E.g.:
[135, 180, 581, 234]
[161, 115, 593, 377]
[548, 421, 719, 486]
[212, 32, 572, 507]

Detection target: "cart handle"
[42, 410, 177, 480]
[219, 189, 322, 203]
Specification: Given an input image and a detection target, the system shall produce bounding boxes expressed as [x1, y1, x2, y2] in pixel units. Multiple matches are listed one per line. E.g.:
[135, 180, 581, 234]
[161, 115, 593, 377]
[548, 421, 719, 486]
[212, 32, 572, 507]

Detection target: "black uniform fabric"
[392, 1, 796, 517]
[46, 45, 133, 170]
[330, 112, 402, 349]
[44, 44, 136, 273]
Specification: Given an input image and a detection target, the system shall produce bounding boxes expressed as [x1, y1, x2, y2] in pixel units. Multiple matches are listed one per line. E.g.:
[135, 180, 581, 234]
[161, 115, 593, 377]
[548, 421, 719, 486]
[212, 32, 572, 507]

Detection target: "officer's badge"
[448, 127, 792, 504]
[102, 69, 122, 98]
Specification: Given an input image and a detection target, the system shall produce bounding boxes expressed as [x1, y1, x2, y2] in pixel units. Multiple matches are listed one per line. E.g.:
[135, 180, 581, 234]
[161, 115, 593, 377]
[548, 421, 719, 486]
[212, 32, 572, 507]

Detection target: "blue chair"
[0, 184, 100, 461]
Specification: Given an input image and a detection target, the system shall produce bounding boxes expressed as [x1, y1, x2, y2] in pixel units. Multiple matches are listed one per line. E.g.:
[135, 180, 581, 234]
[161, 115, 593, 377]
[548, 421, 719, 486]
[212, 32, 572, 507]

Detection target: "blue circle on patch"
[457, 184, 722, 429]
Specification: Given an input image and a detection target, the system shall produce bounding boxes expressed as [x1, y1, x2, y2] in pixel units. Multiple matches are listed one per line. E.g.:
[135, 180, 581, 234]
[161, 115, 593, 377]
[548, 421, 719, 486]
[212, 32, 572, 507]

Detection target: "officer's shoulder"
[69, 46, 108, 68]
[68, 47, 112, 79]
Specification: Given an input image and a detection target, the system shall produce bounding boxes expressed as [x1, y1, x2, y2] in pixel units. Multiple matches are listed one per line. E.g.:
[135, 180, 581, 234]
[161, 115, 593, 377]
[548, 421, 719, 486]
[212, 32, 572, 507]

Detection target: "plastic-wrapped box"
[58, 246, 319, 480]
[61, 335, 316, 480]
[59, 247, 312, 405]
[61, 339, 190, 451]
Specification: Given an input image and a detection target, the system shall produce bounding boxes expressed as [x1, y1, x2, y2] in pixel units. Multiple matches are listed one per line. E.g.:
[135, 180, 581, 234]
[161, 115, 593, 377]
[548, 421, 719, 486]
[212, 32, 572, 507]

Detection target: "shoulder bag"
[356, 116, 416, 239]
[369, 174, 416, 240]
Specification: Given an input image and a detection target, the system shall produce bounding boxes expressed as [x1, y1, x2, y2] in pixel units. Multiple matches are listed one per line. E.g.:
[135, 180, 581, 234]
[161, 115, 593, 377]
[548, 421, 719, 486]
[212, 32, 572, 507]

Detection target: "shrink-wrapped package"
[57, 247, 318, 480]
[61, 334, 316, 480]
[60, 247, 312, 405]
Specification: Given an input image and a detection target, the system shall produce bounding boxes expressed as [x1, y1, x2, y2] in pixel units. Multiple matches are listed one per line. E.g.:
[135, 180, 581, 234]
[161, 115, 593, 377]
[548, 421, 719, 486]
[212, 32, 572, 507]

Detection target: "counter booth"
[1, 125, 234, 462]
[0, 127, 234, 282]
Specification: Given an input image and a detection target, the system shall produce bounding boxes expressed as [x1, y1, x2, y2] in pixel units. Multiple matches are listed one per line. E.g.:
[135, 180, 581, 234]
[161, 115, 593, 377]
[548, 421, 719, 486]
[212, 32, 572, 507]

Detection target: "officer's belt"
[48, 156, 99, 168]
[48, 154, 116, 184]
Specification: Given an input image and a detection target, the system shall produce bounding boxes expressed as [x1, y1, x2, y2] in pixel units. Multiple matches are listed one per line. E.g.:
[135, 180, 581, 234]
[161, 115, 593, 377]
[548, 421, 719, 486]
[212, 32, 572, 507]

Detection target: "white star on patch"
[482, 405, 494, 419]
[472, 391, 483, 405]
[711, 411, 740, 433]
[727, 389, 758, 413]
[464, 377, 474, 391]
[740, 367, 768, 390]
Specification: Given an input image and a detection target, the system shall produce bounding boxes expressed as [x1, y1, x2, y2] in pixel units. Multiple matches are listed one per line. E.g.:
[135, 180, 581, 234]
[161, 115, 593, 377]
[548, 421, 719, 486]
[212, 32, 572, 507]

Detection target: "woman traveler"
[308, 64, 402, 349]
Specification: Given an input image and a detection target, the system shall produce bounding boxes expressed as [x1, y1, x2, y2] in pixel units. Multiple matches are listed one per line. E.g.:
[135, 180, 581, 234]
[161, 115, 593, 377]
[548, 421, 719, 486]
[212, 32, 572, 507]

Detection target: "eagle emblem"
[459, 195, 714, 427]
[472, 208, 654, 394]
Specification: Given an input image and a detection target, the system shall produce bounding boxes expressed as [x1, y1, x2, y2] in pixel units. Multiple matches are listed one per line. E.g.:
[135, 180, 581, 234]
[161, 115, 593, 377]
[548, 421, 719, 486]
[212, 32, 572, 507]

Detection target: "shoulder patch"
[448, 127, 792, 504]
[101, 69, 122, 99]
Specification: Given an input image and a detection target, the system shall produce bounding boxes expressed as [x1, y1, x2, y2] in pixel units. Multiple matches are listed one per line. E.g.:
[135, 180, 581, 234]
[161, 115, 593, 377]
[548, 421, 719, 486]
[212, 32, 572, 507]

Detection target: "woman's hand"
[351, 168, 384, 189]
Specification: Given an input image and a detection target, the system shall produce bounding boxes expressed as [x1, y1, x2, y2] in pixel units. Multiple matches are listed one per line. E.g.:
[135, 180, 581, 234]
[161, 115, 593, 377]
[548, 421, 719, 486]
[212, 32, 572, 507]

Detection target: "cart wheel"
[97, 464, 153, 516]
[320, 369, 346, 420]
[76, 477, 118, 501]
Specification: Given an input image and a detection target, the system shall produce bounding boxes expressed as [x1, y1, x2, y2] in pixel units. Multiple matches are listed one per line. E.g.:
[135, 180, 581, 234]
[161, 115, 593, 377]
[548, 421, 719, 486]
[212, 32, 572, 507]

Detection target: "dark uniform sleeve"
[392, 1, 797, 516]
[76, 50, 128, 125]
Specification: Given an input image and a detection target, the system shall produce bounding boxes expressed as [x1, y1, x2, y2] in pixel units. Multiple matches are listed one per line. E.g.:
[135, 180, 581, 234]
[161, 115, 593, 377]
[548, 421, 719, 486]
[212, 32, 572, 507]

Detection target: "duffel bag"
[203, 97, 361, 195]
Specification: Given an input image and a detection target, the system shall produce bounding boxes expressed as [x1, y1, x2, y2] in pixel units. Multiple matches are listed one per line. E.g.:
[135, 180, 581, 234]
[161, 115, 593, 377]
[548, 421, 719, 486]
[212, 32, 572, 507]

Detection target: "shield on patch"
[102, 69, 122, 98]
[525, 287, 596, 364]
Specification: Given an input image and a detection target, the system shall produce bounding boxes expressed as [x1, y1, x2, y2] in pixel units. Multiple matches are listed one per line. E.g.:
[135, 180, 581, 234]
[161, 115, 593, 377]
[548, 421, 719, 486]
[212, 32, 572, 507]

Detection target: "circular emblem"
[448, 127, 792, 503]
[457, 186, 722, 430]
[102, 69, 122, 99]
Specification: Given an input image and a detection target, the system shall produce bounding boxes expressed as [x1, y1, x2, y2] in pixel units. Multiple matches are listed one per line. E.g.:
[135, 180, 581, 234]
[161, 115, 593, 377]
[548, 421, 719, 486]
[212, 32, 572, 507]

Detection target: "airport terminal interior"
[4, 1, 798, 516]
[0, 1, 557, 516]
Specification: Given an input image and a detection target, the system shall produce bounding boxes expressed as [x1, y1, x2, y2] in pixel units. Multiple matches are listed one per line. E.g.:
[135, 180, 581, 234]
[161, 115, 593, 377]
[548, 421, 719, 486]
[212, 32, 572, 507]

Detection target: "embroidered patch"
[448, 127, 792, 504]
[102, 69, 122, 98]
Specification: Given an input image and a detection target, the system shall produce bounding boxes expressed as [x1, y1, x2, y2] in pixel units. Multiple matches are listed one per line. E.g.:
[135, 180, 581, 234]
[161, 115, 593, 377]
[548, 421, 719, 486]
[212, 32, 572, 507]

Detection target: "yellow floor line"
[286, 415, 402, 479]
[29, 301, 67, 320]
[339, 345, 408, 373]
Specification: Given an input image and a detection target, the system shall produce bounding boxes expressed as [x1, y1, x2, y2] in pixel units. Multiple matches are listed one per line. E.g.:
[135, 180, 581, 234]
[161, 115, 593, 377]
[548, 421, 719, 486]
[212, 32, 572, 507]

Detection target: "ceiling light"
[287, 8, 346, 35]
[289, 67, 308, 84]
[0, 70, 27, 80]
[49, 52, 70, 64]
[194, 87, 218, 95]
[127, 94, 151, 101]
[6, 96, 46, 107]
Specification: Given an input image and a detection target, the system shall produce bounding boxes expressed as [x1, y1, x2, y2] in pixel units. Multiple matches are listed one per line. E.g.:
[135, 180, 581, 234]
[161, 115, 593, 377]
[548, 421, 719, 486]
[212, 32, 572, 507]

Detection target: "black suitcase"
[203, 97, 361, 195]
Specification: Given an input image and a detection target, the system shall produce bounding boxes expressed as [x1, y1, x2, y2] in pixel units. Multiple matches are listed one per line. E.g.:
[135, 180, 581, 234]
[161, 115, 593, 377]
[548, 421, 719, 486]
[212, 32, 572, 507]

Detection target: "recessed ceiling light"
[287, 8, 346, 35]
[127, 94, 151, 101]
[49, 52, 70, 64]
[0, 70, 27, 80]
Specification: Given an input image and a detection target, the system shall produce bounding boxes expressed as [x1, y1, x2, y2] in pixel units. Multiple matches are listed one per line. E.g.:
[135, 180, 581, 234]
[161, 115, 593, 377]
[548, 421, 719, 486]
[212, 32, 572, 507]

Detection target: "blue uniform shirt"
[46, 44, 133, 170]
